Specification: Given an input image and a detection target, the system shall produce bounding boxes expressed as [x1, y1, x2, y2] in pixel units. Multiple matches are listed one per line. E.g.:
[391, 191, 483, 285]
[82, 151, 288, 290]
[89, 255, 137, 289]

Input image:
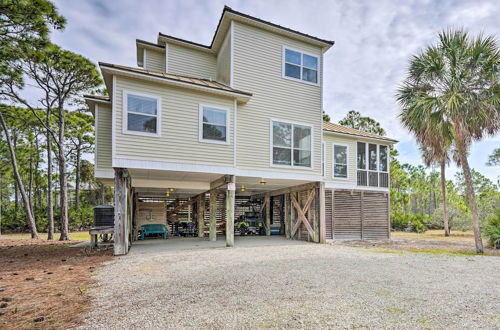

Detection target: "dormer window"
[283, 47, 319, 85]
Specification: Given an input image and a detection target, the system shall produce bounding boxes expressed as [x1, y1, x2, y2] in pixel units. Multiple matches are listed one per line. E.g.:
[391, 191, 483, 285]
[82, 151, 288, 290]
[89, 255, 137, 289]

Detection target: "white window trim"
[199, 104, 230, 145]
[269, 118, 314, 170]
[282, 45, 320, 86]
[356, 142, 391, 187]
[122, 90, 161, 138]
[332, 143, 349, 180]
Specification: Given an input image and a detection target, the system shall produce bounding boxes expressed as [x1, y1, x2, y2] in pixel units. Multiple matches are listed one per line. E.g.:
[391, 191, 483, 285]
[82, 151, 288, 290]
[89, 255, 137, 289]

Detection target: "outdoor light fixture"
[259, 178, 267, 186]
[241, 184, 246, 192]
[165, 190, 171, 197]
[169, 188, 174, 192]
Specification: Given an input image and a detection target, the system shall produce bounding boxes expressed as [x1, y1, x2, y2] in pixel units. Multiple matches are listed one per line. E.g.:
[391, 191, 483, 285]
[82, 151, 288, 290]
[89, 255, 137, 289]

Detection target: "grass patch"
[0, 231, 90, 242]
[362, 246, 492, 257]
[392, 230, 478, 242]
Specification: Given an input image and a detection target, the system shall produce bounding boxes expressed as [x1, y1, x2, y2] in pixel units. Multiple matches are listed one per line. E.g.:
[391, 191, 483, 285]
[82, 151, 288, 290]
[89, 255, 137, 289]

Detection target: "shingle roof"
[323, 122, 398, 143]
[99, 62, 252, 98]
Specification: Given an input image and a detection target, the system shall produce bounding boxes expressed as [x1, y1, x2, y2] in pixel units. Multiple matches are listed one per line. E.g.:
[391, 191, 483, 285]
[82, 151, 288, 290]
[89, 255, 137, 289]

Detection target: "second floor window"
[124, 92, 160, 136]
[283, 47, 319, 84]
[272, 121, 312, 167]
[200, 105, 228, 143]
[333, 144, 348, 178]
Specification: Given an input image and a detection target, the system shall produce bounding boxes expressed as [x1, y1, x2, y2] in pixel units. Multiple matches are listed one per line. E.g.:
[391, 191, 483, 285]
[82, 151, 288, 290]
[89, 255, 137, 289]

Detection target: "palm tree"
[396, 29, 500, 253]
[420, 145, 451, 236]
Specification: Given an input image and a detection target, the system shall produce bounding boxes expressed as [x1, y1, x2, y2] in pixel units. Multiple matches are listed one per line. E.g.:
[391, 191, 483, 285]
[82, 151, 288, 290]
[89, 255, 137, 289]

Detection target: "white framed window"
[123, 90, 161, 137]
[271, 120, 312, 168]
[333, 144, 348, 179]
[282, 46, 320, 85]
[199, 105, 229, 144]
[356, 142, 390, 187]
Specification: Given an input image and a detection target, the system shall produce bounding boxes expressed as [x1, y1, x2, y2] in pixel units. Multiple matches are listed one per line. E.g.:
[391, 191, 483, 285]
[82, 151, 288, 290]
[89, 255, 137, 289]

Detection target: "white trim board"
[111, 76, 116, 160]
[324, 181, 389, 192]
[112, 157, 324, 181]
[95, 169, 114, 179]
[94, 103, 99, 177]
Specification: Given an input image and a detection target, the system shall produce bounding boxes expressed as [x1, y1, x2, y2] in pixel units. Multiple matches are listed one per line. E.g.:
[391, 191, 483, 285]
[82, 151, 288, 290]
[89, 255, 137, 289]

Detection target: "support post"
[284, 193, 291, 239]
[312, 188, 319, 243]
[209, 191, 217, 241]
[265, 193, 271, 236]
[225, 175, 235, 247]
[197, 194, 205, 238]
[319, 182, 326, 243]
[114, 168, 128, 255]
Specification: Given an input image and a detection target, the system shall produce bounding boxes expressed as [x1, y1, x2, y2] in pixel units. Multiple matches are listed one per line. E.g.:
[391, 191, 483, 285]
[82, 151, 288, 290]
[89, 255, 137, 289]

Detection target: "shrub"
[391, 212, 428, 233]
[69, 205, 94, 231]
[483, 213, 500, 249]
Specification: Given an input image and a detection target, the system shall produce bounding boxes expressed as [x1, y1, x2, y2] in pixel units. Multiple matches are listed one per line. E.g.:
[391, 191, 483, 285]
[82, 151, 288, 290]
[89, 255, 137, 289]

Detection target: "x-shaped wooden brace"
[290, 189, 315, 239]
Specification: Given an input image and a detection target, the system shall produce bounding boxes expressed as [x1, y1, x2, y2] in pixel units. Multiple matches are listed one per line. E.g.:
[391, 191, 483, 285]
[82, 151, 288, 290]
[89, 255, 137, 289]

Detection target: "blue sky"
[52, 0, 499, 183]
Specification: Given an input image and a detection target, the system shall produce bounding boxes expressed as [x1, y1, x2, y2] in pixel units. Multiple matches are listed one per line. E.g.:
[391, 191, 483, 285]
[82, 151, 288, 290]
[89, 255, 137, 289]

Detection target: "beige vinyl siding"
[144, 48, 165, 72]
[114, 76, 234, 165]
[95, 104, 112, 171]
[233, 22, 322, 174]
[322, 134, 357, 185]
[216, 31, 231, 85]
[323, 133, 392, 185]
[167, 43, 216, 79]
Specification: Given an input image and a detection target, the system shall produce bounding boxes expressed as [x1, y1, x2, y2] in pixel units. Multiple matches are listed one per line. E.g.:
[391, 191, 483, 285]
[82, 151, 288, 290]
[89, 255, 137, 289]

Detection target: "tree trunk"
[47, 126, 54, 240]
[75, 147, 81, 209]
[455, 131, 483, 253]
[57, 105, 69, 241]
[440, 161, 450, 237]
[0, 176, 2, 236]
[0, 112, 38, 238]
[28, 145, 33, 213]
[13, 133, 18, 223]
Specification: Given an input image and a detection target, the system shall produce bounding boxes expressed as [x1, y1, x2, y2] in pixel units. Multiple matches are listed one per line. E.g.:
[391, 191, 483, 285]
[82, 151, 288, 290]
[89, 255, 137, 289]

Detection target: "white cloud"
[51, 0, 500, 182]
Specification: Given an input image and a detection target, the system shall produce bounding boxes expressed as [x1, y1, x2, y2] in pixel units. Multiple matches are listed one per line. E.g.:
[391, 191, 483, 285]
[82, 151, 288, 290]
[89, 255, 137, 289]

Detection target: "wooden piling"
[209, 191, 217, 241]
[226, 175, 235, 247]
[197, 193, 205, 238]
[265, 193, 271, 236]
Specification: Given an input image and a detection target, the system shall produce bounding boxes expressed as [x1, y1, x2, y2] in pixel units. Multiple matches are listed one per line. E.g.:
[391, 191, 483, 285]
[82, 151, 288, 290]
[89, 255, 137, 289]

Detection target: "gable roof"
[158, 6, 334, 53]
[99, 62, 252, 102]
[323, 122, 398, 143]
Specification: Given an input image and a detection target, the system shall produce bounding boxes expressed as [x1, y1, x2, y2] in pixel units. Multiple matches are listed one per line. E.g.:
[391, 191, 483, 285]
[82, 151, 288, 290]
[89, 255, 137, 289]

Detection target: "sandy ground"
[0, 238, 112, 329]
[81, 236, 500, 329]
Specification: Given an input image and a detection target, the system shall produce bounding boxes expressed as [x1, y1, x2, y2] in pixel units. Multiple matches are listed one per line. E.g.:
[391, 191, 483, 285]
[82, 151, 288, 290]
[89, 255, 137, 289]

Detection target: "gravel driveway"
[82, 237, 500, 329]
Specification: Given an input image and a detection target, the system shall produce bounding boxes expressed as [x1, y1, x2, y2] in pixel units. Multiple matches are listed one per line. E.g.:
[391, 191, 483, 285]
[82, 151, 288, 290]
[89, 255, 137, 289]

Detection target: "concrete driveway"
[82, 237, 500, 329]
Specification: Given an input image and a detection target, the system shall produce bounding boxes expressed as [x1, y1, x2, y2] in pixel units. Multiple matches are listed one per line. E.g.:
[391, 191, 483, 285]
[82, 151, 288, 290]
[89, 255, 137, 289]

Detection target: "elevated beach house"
[85, 6, 397, 255]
